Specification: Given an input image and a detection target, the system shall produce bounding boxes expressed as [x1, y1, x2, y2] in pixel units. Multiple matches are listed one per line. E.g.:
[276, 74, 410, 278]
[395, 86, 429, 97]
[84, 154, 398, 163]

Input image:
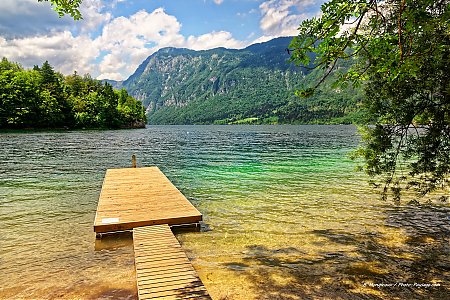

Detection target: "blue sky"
[0, 0, 325, 80]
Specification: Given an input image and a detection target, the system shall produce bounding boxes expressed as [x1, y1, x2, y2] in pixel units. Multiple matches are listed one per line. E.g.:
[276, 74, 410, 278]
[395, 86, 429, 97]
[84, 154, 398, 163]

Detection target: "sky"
[0, 0, 326, 81]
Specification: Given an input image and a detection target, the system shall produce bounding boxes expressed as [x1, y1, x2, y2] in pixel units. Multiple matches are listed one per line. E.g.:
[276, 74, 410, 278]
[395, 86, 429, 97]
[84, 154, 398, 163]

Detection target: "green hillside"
[123, 37, 364, 124]
[0, 58, 146, 129]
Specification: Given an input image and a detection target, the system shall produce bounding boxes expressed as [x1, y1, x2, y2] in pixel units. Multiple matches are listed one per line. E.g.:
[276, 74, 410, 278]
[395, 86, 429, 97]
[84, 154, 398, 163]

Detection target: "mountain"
[102, 79, 123, 89]
[122, 37, 363, 124]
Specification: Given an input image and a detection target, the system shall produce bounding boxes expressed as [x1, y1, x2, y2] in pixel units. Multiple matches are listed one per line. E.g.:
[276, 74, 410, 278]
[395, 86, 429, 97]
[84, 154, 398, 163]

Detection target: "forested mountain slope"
[123, 37, 363, 124]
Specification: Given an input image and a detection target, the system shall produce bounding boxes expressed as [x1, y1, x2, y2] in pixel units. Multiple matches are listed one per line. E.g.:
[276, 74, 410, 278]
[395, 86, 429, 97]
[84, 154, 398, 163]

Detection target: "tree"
[36, 61, 72, 126]
[1, 58, 147, 130]
[117, 88, 147, 126]
[289, 0, 450, 201]
[38, 0, 82, 20]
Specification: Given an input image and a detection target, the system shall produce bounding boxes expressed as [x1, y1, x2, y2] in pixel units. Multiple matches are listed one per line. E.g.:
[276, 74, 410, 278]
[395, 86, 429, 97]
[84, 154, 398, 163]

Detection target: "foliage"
[124, 37, 363, 125]
[0, 58, 146, 129]
[289, 0, 450, 200]
[38, 0, 82, 20]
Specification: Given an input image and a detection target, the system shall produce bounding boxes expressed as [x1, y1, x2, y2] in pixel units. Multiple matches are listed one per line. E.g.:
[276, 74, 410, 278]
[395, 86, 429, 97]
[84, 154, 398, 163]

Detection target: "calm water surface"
[0, 125, 448, 299]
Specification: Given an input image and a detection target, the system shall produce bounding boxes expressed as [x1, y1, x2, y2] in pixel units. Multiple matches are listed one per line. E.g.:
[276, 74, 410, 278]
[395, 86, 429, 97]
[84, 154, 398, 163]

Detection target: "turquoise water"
[0, 125, 448, 299]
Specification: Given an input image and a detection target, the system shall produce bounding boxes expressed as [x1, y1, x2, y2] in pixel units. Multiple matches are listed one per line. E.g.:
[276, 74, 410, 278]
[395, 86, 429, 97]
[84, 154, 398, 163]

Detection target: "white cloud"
[95, 9, 246, 80]
[78, 0, 112, 33]
[186, 31, 246, 50]
[0, 0, 72, 38]
[259, 0, 325, 37]
[0, 0, 329, 82]
[0, 0, 111, 38]
[0, 7, 248, 81]
[0, 31, 99, 75]
[99, 53, 126, 77]
[94, 8, 186, 79]
[0, 0, 110, 75]
[98, 9, 183, 47]
[0, 7, 185, 80]
[251, 35, 278, 44]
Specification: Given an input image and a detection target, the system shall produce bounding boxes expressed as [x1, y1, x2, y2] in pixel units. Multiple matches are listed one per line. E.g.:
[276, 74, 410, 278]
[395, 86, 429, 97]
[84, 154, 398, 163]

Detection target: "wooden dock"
[134, 225, 211, 300]
[94, 167, 203, 233]
[94, 166, 210, 299]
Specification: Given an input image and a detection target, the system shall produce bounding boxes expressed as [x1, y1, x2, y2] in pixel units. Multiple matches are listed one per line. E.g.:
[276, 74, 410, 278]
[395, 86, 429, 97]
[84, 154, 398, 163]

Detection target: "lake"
[0, 125, 448, 299]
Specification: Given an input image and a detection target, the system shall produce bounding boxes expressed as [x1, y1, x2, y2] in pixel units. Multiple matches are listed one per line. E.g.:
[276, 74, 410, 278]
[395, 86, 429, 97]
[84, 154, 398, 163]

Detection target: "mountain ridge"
[119, 37, 363, 124]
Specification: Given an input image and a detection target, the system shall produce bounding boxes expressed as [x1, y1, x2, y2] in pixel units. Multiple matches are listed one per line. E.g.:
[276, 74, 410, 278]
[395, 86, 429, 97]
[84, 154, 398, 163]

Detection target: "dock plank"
[133, 225, 211, 300]
[94, 167, 202, 233]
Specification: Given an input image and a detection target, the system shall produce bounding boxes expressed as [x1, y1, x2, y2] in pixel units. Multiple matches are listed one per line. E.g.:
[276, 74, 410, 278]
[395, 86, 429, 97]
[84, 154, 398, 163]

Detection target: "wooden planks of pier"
[133, 225, 211, 300]
[94, 167, 203, 233]
[94, 166, 210, 299]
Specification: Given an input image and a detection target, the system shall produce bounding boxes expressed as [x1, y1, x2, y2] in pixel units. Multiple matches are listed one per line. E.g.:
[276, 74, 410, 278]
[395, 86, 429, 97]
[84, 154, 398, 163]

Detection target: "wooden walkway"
[93, 166, 210, 299]
[94, 167, 203, 233]
[133, 225, 211, 300]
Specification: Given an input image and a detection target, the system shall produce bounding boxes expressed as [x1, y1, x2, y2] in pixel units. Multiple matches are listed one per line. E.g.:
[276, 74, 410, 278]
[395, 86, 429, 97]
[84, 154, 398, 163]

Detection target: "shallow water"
[0, 125, 448, 299]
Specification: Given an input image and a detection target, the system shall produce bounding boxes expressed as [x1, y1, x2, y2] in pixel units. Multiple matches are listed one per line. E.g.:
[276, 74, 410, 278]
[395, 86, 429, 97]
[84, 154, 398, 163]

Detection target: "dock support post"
[132, 154, 136, 168]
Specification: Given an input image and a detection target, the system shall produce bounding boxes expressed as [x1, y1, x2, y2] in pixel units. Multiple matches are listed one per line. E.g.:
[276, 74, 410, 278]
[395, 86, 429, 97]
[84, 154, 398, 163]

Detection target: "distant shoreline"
[0, 122, 146, 132]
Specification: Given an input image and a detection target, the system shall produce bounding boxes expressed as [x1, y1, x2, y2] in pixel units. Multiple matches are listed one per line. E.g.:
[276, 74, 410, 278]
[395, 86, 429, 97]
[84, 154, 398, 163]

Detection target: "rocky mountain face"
[122, 37, 363, 124]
